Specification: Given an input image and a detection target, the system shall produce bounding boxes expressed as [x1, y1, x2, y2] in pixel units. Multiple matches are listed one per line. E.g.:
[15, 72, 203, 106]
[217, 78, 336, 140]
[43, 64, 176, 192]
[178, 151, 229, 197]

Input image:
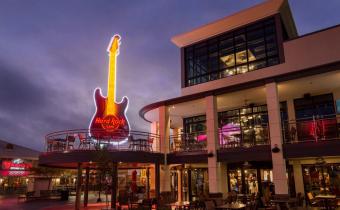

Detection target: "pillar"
[159, 106, 171, 192]
[188, 169, 192, 201]
[287, 98, 297, 142]
[205, 95, 220, 195]
[217, 162, 228, 196]
[291, 161, 304, 195]
[155, 163, 160, 199]
[146, 168, 150, 199]
[75, 163, 82, 210]
[177, 168, 182, 202]
[150, 122, 159, 151]
[111, 162, 118, 209]
[84, 167, 90, 207]
[265, 82, 289, 195]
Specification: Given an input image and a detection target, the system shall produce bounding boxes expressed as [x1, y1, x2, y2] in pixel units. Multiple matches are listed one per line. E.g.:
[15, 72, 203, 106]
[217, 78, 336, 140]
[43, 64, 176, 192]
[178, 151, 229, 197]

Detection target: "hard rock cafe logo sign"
[94, 116, 126, 132]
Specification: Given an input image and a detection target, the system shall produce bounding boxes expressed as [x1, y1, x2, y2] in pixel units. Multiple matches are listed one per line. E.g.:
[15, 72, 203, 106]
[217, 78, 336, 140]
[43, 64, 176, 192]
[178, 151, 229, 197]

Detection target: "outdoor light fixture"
[208, 151, 214, 157]
[271, 144, 280, 153]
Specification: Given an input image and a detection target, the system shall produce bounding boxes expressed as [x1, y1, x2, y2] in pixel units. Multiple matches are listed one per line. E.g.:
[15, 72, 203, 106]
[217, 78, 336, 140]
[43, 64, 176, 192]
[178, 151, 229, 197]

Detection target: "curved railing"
[45, 129, 161, 153]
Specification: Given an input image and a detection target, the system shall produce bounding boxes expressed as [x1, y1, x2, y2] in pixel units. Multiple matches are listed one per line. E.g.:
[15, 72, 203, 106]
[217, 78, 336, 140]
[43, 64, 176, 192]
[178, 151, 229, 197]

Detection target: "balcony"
[283, 116, 340, 143]
[283, 116, 340, 158]
[219, 123, 270, 149]
[169, 131, 207, 153]
[45, 129, 161, 153]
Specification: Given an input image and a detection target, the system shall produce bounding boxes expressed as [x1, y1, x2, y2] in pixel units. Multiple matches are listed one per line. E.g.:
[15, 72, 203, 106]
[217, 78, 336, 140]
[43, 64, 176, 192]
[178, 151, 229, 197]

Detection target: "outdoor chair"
[306, 192, 321, 207]
[78, 133, 92, 150]
[66, 135, 75, 150]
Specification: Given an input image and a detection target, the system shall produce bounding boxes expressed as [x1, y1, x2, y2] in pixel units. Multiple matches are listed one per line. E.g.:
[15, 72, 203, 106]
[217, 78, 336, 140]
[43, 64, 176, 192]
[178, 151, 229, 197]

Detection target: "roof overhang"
[171, 0, 297, 47]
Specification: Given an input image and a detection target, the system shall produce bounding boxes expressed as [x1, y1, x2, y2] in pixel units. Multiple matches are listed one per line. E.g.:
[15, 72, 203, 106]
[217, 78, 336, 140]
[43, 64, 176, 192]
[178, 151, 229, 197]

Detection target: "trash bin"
[60, 190, 69, 201]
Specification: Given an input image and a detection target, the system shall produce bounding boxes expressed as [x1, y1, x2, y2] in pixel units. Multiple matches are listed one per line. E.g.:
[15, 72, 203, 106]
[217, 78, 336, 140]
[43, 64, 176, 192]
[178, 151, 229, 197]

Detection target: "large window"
[183, 115, 206, 134]
[302, 163, 340, 196]
[184, 17, 280, 86]
[218, 103, 287, 147]
[293, 93, 337, 141]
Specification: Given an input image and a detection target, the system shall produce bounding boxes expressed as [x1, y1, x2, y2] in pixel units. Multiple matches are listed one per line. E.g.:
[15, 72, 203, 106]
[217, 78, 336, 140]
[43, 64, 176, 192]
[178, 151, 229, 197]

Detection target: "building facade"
[140, 0, 340, 200]
[0, 139, 39, 194]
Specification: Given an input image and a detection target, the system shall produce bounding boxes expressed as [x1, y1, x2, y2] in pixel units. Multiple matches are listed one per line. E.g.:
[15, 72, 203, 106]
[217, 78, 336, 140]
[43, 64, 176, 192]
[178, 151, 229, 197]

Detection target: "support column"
[287, 98, 297, 142]
[177, 169, 182, 202]
[146, 167, 150, 199]
[75, 163, 82, 210]
[205, 95, 220, 195]
[155, 163, 160, 199]
[84, 167, 90, 207]
[111, 162, 118, 209]
[159, 106, 171, 192]
[217, 162, 228, 196]
[291, 161, 304, 195]
[188, 169, 192, 201]
[265, 82, 289, 195]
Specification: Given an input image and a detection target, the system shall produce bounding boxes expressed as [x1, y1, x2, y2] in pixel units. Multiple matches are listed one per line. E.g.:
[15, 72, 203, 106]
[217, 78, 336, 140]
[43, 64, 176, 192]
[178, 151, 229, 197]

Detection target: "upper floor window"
[183, 115, 206, 134]
[184, 17, 280, 87]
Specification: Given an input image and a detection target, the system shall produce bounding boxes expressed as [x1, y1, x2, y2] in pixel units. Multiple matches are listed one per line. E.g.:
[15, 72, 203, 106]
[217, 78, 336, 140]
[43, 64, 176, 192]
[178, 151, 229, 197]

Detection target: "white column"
[287, 98, 297, 142]
[205, 95, 220, 194]
[217, 162, 228, 196]
[159, 106, 171, 192]
[150, 121, 159, 151]
[177, 169, 182, 202]
[291, 161, 304, 195]
[265, 82, 289, 195]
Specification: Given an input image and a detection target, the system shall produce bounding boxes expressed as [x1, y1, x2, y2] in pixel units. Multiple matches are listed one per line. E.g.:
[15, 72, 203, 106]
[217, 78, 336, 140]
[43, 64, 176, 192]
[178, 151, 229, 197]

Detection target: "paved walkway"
[0, 194, 113, 210]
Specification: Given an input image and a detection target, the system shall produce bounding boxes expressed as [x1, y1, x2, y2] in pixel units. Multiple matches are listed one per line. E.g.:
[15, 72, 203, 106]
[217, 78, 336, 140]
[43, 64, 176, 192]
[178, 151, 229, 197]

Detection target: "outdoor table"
[315, 194, 336, 210]
[216, 202, 246, 209]
[270, 198, 298, 209]
[168, 201, 190, 209]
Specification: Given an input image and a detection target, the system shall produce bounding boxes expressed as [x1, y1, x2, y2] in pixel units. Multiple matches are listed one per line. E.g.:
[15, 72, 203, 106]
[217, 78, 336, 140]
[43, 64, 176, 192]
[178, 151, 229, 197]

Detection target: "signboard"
[2, 160, 32, 171]
[89, 35, 130, 142]
[0, 159, 32, 177]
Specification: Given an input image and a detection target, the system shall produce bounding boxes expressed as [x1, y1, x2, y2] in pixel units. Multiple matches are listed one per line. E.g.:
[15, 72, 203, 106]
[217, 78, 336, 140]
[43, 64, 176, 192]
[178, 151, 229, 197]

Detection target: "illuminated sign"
[2, 160, 32, 171]
[1, 159, 32, 176]
[89, 35, 130, 141]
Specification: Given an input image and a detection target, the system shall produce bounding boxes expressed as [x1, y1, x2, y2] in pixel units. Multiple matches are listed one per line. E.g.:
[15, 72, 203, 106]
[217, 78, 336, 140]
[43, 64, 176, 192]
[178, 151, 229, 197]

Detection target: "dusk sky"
[1, 0, 340, 151]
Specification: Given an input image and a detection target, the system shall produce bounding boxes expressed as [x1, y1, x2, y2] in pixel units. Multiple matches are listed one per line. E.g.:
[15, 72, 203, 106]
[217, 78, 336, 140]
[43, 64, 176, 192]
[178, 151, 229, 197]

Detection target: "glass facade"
[302, 163, 340, 196]
[293, 93, 338, 142]
[183, 115, 206, 134]
[184, 17, 280, 87]
[218, 103, 287, 147]
[228, 167, 274, 195]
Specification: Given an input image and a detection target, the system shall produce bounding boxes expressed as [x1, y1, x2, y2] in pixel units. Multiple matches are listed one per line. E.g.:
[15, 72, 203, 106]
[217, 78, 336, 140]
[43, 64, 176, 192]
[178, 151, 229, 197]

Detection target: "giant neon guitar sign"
[89, 35, 130, 141]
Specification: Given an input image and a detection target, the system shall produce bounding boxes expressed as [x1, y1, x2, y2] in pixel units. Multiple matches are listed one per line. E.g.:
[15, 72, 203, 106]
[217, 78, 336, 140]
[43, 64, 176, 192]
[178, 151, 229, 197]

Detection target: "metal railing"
[283, 116, 340, 143]
[219, 124, 270, 149]
[169, 131, 207, 152]
[45, 129, 161, 153]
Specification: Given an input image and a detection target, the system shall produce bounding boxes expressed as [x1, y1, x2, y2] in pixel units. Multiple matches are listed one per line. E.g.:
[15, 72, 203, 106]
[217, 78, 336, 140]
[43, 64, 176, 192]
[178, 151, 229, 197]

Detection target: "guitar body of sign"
[89, 35, 130, 141]
[90, 88, 129, 140]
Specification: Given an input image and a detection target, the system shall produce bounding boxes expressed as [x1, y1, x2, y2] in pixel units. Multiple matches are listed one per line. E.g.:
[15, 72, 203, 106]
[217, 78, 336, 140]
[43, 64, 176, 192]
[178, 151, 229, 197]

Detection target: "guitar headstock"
[107, 34, 121, 55]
